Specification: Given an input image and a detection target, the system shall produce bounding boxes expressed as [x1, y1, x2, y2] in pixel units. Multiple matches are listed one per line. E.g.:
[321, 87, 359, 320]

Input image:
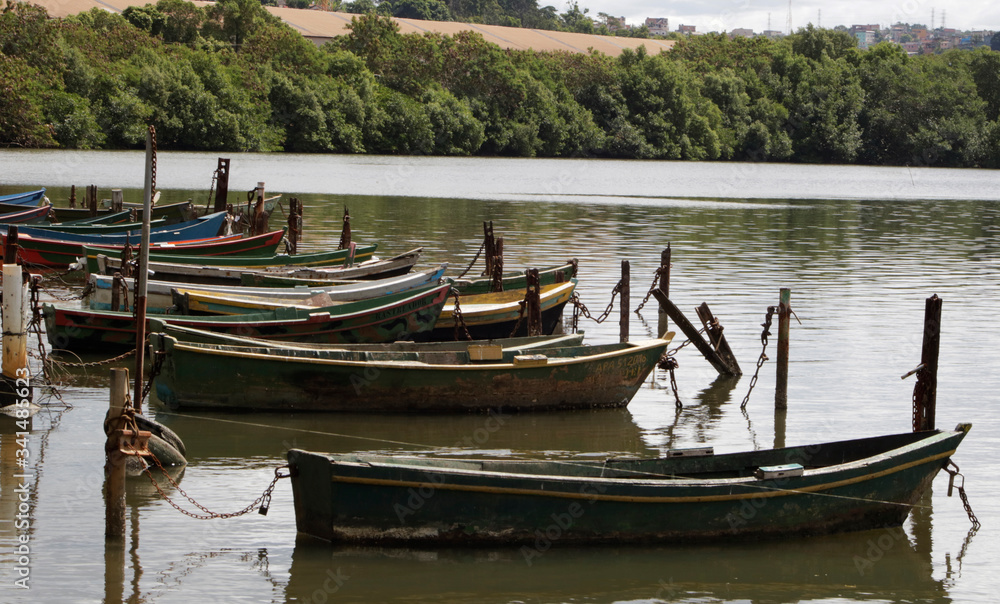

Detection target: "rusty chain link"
[449, 288, 473, 341]
[634, 266, 667, 315]
[657, 355, 683, 409]
[149, 124, 157, 195]
[740, 306, 777, 410]
[138, 449, 290, 519]
[945, 460, 981, 529]
[457, 240, 486, 279]
[570, 280, 623, 326]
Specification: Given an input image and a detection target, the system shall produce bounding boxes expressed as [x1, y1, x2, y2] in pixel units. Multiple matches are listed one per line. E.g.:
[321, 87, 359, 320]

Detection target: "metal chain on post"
[508, 301, 527, 339]
[450, 288, 473, 341]
[945, 461, 981, 529]
[569, 281, 623, 325]
[740, 306, 777, 410]
[457, 240, 486, 279]
[657, 354, 683, 409]
[205, 169, 218, 212]
[634, 267, 664, 315]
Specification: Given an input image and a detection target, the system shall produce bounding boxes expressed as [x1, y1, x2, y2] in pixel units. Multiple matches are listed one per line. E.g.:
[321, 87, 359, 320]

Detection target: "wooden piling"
[775, 288, 791, 410]
[132, 128, 155, 414]
[213, 158, 231, 213]
[657, 245, 671, 338]
[1, 240, 29, 405]
[652, 290, 736, 376]
[338, 207, 351, 250]
[490, 237, 504, 293]
[913, 295, 942, 432]
[287, 197, 302, 255]
[69, 184, 77, 208]
[111, 189, 124, 213]
[695, 302, 742, 376]
[620, 260, 630, 343]
[105, 368, 129, 539]
[251, 181, 266, 237]
[483, 221, 495, 277]
[88, 184, 98, 217]
[525, 268, 542, 336]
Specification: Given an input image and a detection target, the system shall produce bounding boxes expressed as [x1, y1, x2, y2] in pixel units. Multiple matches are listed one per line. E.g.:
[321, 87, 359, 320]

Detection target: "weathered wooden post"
[287, 197, 303, 255]
[69, 184, 77, 208]
[620, 260, 630, 343]
[695, 303, 742, 375]
[88, 184, 98, 217]
[250, 181, 266, 237]
[1, 227, 29, 408]
[132, 127, 155, 414]
[213, 158, 231, 213]
[775, 288, 791, 410]
[105, 368, 129, 539]
[111, 189, 124, 213]
[525, 268, 542, 336]
[657, 244, 671, 338]
[912, 294, 942, 432]
[483, 221, 495, 277]
[111, 273, 124, 312]
[338, 207, 351, 250]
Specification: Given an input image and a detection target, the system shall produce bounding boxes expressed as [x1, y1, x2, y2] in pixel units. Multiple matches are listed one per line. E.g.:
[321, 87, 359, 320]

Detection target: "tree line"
[2, 0, 999, 167]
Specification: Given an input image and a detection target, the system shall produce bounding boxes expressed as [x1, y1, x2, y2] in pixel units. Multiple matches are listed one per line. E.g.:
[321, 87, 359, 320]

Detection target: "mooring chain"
[570, 280, 623, 326]
[139, 344, 167, 409]
[657, 354, 683, 409]
[945, 461, 981, 529]
[205, 169, 218, 211]
[634, 266, 667, 315]
[740, 305, 777, 410]
[46, 348, 136, 370]
[149, 124, 157, 195]
[456, 239, 486, 279]
[138, 448, 290, 519]
[449, 288, 473, 341]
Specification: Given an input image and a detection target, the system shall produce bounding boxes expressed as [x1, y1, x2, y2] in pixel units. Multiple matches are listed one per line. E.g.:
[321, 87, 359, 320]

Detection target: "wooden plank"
[651, 290, 734, 376]
[695, 302, 742, 376]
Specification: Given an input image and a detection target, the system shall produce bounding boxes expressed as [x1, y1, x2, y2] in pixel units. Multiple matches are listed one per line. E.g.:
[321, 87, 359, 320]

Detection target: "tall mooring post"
[213, 158, 231, 213]
[619, 260, 630, 343]
[912, 295, 942, 432]
[88, 184, 98, 217]
[1, 226, 30, 408]
[775, 288, 791, 410]
[287, 197, 303, 255]
[525, 268, 542, 336]
[657, 245, 671, 338]
[132, 127, 155, 414]
[338, 207, 351, 250]
[105, 368, 129, 539]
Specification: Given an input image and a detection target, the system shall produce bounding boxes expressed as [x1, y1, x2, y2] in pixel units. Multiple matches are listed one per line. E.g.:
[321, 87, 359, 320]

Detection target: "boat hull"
[151, 337, 670, 412]
[287, 426, 970, 544]
[43, 282, 451, 352]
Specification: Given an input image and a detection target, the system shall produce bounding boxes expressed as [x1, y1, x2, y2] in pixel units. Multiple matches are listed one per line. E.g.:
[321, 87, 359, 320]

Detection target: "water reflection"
[284, 529, 947, 603]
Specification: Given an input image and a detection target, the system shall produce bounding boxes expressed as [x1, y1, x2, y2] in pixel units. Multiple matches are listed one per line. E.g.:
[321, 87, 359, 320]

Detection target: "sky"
[577, 0, 1000, 34]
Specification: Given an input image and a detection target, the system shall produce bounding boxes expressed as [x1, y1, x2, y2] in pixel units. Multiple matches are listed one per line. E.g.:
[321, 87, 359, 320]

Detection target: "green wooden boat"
[287, 424, 971, 544]
[47, 200, 195, 224]
[246, 260, 578, 292]
[43, 281, 451, 352]
[84, 241, 376, 275]
[150, 333, 672, 412]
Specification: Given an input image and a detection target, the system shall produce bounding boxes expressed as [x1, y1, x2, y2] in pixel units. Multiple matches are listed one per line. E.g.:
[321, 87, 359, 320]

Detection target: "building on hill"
[645, 17, 670, 36]
[729, 28, 754, 38]
[677, 24, 696, 34]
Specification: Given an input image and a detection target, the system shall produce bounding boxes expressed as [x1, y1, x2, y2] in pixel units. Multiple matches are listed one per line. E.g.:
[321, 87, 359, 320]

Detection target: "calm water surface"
[0, 151, 998, 603]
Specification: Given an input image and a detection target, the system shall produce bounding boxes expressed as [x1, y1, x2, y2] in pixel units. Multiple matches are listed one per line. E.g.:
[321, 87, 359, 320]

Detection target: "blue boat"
[15, 211, 229, 246]
[0, 188, 47, 206]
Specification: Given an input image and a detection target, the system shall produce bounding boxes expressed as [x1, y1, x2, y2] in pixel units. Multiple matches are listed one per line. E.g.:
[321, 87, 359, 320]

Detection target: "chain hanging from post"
[570, 280, 623, 325]
[457, 240, 486, 279]
[120, 239, 134, 279]
[449, 288, 473, 341]
[740, 306, 777, 410]
[204, 169, 219, 213]
[657, 354, 683, 409]
[483, 221, 496, 277]
[634, 265, 666, 315]
[524, 268, 542, 337]
[489, 237, 504, 293]
[944, 461, 981, 529]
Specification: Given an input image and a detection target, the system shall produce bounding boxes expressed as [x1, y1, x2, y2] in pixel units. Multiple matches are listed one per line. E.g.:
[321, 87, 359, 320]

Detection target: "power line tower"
[786, 0, 792, 35]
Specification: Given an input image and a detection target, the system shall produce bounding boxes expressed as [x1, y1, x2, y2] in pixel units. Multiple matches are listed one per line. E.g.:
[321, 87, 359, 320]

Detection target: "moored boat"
[43, 281, 451, 352]
[286, 424, 971, 544]
[0, 204, 52, 225]
[150, 333, 672, 412]
[0, 188, 46, 206]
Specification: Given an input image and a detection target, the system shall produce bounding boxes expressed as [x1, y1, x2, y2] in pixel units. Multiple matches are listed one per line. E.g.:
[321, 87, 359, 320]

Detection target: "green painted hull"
[151, 336, 670, 412]
[452, 261, 577, 295]
[43, 281, 451, 352]
[287, 426, 970, 544]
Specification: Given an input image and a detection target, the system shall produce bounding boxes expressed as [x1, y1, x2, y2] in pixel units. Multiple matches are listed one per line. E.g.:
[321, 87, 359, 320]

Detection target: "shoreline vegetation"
[2, 0, 999, 167]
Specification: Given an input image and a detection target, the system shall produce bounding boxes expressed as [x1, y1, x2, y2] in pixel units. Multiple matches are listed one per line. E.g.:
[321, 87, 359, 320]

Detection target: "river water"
[0, 150, 997, 603]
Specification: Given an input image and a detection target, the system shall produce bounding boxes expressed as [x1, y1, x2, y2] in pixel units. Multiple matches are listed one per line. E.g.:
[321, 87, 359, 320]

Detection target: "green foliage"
[1, 2, 997, 167]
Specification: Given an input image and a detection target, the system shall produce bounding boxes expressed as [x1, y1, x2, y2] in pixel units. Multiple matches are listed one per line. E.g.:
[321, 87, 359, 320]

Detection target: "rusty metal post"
[69, 184, 77, 208]
[775, 288, 790, 410]
[620, 260, 630, 343]
[213, 158, 230, 213]
[105, 368, 129, 538]
[913, 295, 942, 432]
[111, 189, 124, 213]
[338, 207, 351, 250]
[657, 244, 671, 338]
[525, 268, 542, 336]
